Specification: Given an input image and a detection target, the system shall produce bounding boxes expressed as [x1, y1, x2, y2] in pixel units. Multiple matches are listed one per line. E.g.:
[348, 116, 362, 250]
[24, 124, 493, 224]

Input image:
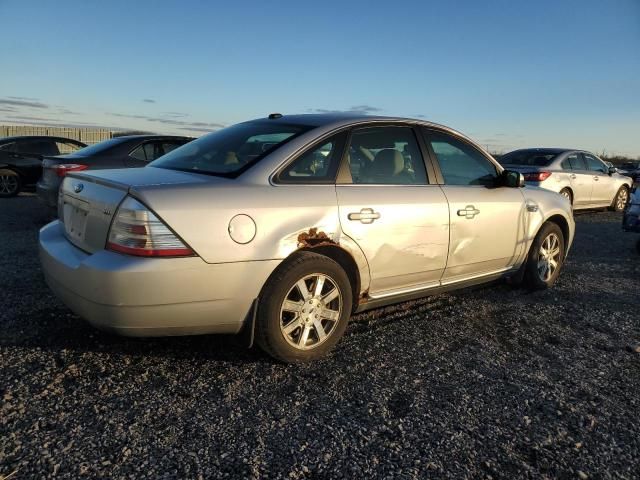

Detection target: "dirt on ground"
[1, 194, 639, 479]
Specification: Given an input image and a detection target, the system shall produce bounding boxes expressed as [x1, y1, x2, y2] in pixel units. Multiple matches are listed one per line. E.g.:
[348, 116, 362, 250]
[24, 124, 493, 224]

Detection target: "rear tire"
[559, 188, 573, 206]
[255, 251, 352, 363]
[524, 222, 565, 290]
[610, 186, 629, 212]
[0, 169, 21, 197]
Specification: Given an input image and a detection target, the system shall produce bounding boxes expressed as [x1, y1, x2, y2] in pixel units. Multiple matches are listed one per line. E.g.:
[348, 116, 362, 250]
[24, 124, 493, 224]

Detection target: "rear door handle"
[569, 174, 576, 179]
[348, 208, 380, 224]
[593, 176, 599, 181]
[457, 205, 480, 219]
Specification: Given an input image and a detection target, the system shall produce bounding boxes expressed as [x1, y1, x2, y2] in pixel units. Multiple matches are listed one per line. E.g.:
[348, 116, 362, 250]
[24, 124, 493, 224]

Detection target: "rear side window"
[346, 126, 428, 185]
[278, 132, 346, 183]
[425, 130, 498, 186]
[0, 142, 16, 152]
[129, 143, 150, 161]
[18, 139, 59, 156]
[55, 141, 84, 155]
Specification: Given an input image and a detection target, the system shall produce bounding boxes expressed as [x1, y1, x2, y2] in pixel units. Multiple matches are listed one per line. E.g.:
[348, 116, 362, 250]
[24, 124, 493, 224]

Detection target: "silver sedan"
[499, 148, 632, 211]
[39, 114, 575, 362]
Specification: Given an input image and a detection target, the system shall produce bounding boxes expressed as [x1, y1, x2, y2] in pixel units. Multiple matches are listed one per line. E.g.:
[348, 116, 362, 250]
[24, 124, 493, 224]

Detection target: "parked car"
[36, 135, 193, 210]
[39, 114, 575, 363]
[617, 161, 640, 182]
[0, 136, 86, 197]
[499, 148, 632, 211]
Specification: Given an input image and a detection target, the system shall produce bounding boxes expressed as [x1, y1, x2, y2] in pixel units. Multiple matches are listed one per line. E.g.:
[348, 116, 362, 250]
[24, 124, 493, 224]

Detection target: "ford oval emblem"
[74, 183, 84, 194]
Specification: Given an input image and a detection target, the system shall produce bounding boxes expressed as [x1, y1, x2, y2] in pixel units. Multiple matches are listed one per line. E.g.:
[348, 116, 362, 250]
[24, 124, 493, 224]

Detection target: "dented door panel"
[336, 185, 450, 295]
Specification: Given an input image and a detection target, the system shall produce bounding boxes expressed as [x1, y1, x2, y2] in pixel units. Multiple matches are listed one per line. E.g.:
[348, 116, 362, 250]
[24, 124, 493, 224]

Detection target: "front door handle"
[570, 174, 577, 179]
[348, 208, 380, 224]
[457, 205, 480, 219]
[593, 176, 599, 181]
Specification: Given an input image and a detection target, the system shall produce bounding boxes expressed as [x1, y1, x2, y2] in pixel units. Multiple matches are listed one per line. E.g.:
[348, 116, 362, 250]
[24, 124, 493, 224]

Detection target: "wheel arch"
[545, 214, 571, 254]
[298, 244, 362, 312]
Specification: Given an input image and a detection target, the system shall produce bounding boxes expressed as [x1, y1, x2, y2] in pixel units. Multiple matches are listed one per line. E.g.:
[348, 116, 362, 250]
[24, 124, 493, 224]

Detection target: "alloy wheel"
[616, 189, 628, 211]
[279, 273, 342, 350]
[0, 174, 19, 195]
[537, 233, 561, 282]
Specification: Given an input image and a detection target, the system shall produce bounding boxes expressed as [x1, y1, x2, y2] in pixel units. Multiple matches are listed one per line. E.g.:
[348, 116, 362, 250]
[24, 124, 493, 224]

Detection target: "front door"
[422, 128, 526, 282]
[584, 153, 615, 205]
[336, 125, 450, 295]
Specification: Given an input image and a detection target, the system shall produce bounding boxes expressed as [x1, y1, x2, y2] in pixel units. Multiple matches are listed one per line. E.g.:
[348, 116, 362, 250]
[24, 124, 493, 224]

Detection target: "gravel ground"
[1, 194, 639, 479]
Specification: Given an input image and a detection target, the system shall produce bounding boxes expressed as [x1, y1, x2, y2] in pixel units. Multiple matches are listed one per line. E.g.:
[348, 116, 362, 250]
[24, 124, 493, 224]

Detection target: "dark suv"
[0, 136, 87, 197]
[36, 135, 193, 210]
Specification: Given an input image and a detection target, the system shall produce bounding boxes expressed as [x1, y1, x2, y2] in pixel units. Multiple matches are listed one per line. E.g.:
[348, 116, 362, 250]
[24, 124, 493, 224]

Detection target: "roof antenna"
[268, 113, 283, 119]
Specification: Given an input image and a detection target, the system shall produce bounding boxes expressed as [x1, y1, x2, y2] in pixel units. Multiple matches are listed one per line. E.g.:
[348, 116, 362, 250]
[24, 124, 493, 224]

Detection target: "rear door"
[563, 152, 592, 206]
[14, 139, 60, 182]
[422, 128, 526, 282]
[335, 125, 450, 295]
[584, 153, 614, 205]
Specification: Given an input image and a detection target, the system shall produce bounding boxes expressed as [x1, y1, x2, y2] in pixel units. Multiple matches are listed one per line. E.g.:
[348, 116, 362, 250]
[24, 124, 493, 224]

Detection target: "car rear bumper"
[36, 180, 59, 208]
[39, 221, 279, 336]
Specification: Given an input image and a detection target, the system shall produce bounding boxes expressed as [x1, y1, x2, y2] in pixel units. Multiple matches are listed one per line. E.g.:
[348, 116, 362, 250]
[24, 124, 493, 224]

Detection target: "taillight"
[523, 171, 552, 182]
[51, 164, 89, 177]
[107, 197, 195, 257]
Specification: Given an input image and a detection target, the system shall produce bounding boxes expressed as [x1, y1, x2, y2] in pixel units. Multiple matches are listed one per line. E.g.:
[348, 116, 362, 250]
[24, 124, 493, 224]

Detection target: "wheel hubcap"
[279, 273, 342, 350]
[617, 190, 628, 210]
[537, 233, 561, 282]
[0, 175, 18, 195]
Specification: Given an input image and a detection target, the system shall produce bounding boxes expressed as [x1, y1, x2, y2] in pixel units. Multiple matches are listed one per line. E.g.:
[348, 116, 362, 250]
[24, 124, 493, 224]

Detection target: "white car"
[500, 148, 632, 211]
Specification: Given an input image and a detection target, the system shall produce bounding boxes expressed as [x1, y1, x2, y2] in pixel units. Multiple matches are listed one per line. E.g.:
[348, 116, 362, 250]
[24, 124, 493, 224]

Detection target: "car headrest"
[370, 149, 404, 176]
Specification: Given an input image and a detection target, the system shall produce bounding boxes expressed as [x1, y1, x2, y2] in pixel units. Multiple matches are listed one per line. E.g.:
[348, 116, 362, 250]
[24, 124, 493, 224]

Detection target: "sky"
[0, 0, 639, 156]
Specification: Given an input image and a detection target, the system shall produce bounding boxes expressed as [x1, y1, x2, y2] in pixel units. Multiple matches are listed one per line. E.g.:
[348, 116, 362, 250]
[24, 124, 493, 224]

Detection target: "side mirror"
[608, 166, 617, 176]
[502, 169, 525, 188]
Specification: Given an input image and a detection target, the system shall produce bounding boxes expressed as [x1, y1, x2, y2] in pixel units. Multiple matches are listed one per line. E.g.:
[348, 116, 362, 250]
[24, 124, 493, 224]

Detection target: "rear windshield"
[69, 137, 129, 156]
[149, 121, 312, 177]
[500, 150, 560, 167]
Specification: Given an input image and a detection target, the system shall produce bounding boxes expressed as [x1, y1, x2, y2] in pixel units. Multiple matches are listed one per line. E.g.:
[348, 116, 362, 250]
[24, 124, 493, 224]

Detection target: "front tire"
[0, 169, 22, 197]
[255, 251, 352, 363]
[524, 222, 565, 290]
[610, 186, 629, 212]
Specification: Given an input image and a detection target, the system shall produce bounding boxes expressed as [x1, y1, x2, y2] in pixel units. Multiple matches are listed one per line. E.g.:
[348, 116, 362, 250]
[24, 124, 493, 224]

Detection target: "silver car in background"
[39, 114, 575, 363]
[499, 148, 632, 211]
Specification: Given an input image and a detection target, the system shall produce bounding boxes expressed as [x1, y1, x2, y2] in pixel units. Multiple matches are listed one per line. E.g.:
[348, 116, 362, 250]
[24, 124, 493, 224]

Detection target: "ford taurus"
[39, 114, 575, 362]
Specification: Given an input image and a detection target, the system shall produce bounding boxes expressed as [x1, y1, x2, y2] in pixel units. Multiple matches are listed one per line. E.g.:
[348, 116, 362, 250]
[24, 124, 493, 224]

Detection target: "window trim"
[420, 127, 503, 187]
[336, 123, 435, 186]
[273, 131, 348, 185]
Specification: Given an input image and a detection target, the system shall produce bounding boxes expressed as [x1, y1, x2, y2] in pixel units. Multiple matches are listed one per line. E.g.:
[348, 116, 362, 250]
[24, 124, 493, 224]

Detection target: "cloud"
[0, 98, 49, 109]
[0, 117, 137, 131]
[307, 105, 383, 115]
[0, 106, 17, 112]
[162, 112, 189, 118]
[108, 111, 224, 129]
[178, 126, 215, 133]
[8, 96, 40, 101]
[7, 114, 57, 122]
[142, 98, 156, 103]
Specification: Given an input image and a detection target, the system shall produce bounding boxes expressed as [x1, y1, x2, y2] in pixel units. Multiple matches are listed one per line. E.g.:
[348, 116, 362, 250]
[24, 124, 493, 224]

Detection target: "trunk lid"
[60, 166, 212, 253]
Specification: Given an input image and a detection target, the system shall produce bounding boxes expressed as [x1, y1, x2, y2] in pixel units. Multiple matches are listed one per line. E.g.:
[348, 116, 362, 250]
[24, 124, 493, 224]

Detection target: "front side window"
[150, 121, 312, 177]
[584, 154, 607, 173]
[346, 126, 427, 185]
[426, 130, 498, 186]
[278, 133, 346, 183]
